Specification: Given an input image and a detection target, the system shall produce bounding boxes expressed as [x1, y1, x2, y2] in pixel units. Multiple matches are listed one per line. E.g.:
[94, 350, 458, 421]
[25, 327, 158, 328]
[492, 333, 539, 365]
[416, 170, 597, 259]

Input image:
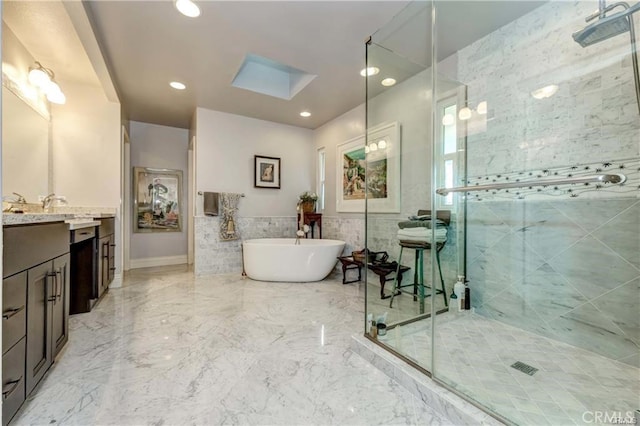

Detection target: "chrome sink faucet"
[42, 193, 56, 211]
[12, 192, 26, 204]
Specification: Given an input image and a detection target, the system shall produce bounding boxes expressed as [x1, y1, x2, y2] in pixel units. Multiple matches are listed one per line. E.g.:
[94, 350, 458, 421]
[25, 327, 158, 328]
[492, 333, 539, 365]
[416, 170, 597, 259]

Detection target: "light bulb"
[175, 0, 200, 17]
[364, 145, 370, 154]
[458, 107, 472, 120]
[47, 88, 66, 105]
[170, 81, 186, 90]
[381, 78, 396, 86]
[377, 140, 387, 149]
[442, 114, 455, 126]
[28, 67, 50, 88]
[45, 81, 61, 95]
[477, 101, 487, 115]
[369, 143, 378, 151]
[360, 67, 379, 77]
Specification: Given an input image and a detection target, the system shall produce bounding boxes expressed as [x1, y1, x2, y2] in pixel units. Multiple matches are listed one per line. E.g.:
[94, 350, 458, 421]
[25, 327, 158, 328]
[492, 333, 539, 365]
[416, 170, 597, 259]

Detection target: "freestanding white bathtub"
[243, 238, 346, 282]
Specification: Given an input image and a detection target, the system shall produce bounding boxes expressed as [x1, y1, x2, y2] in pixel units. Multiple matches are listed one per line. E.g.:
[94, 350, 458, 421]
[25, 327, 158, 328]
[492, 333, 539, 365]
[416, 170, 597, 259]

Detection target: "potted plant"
[298, 191, 318, 213]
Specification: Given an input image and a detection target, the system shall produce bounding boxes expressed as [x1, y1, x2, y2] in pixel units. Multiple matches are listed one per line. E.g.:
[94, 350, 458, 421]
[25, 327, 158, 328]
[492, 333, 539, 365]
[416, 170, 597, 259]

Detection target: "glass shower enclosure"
[364, 1, 639, 425]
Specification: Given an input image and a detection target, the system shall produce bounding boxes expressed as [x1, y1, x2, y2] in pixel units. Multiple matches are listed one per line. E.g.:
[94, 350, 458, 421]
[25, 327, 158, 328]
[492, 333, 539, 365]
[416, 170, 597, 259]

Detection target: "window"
[317, 148, 326, 211]
[437, 98, 458, 209]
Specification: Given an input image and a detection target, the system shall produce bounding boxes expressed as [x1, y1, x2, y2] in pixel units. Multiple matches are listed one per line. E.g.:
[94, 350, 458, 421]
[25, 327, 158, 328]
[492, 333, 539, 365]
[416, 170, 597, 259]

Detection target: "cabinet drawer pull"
[3, 378, 22, 399]
[47, 271, 57, 305]
[2, 305, 25, 320]
[56, 269, 63, 301]
[109, 267, 117, 271]
[110, 244, 116, 247]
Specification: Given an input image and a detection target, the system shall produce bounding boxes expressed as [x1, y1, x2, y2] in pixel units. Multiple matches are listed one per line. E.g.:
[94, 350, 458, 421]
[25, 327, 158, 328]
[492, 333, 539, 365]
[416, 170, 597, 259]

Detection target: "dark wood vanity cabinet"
[97, 218, 115, 298]
[2, 222, 70, 425]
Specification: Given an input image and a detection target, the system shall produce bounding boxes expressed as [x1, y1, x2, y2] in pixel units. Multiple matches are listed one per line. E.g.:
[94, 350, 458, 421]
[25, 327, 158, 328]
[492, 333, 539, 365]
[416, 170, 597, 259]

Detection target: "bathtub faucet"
[295, 225, 309, 245]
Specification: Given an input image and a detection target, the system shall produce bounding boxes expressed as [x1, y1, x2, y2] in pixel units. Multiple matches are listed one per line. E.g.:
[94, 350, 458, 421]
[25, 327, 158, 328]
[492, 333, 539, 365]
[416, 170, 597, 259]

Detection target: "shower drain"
[510, 361, 539, 376]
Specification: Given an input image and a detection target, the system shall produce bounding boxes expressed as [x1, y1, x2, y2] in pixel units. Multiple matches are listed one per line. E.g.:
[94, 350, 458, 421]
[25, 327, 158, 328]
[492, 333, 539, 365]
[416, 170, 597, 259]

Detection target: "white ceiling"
[84, 0, 411, 130]
[3, 1, 546, 131]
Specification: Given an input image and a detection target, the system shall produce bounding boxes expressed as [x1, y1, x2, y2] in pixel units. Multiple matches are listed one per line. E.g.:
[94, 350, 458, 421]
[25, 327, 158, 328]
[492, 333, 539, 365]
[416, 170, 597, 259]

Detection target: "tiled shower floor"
[382, 312, 639, 425]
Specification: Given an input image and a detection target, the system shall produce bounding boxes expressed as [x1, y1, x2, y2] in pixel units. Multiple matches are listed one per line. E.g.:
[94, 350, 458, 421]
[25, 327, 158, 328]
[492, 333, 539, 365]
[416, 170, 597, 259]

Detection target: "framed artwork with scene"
[133, 167, 182, 232]
[336, 121, 400, 213]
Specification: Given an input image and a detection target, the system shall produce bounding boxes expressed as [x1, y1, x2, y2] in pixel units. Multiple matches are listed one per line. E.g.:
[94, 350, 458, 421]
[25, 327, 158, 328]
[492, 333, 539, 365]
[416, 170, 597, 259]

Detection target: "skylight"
[231, 54, 316, 100]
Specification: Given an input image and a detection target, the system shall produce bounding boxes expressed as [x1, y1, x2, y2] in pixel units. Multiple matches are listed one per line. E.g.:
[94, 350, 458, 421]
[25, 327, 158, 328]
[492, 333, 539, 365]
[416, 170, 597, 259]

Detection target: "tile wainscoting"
[195, 214, 460, 303]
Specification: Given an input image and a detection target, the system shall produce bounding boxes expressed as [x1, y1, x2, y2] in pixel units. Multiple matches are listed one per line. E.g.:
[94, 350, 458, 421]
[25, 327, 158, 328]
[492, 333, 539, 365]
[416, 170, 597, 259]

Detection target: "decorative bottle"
[454, 276, 465, 312]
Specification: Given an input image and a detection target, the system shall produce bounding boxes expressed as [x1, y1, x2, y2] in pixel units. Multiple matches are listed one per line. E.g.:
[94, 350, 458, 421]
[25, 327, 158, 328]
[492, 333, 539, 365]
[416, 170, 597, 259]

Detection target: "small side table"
[297, 212, 322, 239]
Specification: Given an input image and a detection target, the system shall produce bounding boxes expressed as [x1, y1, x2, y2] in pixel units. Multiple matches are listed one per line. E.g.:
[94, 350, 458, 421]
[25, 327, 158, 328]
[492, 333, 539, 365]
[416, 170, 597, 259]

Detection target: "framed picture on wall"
[133, 167, 183, 232]
[254, 155, 281, 189]
[336, 121, 400, 213]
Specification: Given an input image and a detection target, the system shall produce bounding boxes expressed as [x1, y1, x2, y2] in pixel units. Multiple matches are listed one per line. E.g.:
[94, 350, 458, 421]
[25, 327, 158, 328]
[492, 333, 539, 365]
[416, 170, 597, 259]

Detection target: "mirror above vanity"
[2, 85, 50, 205]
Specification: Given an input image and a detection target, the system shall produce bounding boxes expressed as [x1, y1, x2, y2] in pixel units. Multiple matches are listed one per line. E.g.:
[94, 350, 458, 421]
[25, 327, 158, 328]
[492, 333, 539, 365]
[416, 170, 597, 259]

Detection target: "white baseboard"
[129, 255, 188, 270]
[109, 273, 123, 288]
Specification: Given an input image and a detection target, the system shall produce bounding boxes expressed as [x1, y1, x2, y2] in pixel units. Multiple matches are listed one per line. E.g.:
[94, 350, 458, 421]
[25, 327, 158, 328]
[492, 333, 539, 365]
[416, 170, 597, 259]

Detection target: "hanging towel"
[219, 192, 242, 241]
[203, 192, 219, 216]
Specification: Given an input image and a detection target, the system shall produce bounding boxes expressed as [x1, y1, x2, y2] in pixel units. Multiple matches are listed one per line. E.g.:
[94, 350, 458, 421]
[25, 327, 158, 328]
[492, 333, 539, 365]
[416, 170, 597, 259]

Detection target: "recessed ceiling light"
[360, 67, 379, 77]
[300, 111, 311, 117]
[175, 0, 200, 17]
[381, 78, 396, 87]
[170, 81, 186, 90]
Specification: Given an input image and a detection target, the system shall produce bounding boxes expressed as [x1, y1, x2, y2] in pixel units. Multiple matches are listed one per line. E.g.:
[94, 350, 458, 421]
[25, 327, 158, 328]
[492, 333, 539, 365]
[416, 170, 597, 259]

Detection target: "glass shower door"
[431, 1, 640, 425]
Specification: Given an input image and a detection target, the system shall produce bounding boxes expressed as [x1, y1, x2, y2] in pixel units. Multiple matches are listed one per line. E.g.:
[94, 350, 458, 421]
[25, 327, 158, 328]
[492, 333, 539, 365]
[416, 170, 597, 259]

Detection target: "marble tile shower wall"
[456, 1, 639, 177]
[467, 198, 639, 367]
[452, 1, 640, 367]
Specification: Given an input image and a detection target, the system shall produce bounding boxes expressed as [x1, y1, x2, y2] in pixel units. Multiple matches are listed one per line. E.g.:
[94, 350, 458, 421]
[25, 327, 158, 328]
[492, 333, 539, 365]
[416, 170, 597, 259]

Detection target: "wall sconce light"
[442, 114, 455, 126]
[531, 84, 558, 100]
[445, 101, 488, 125]
[365, 139, 387, 154]
[28, 62, 66, 104]
[458, 107, 472, 121]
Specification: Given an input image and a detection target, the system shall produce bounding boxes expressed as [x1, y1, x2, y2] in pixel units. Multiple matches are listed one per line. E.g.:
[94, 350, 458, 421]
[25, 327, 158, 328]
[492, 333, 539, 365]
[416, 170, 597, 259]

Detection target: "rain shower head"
[572, 3, 640, 47]
[572, 1, 640, 114]
[572, 7, 631, 47]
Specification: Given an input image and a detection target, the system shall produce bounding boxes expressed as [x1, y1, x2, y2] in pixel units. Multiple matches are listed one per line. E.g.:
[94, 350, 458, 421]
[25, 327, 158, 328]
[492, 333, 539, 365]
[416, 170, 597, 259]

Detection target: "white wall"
[51, 81, 120, 207]
[129, 121, 189, 262]
[195, 108, 314, 217]
[51, 80, 122, 277]
[313, 104, 365, 217]
[314, 68, 439, 218]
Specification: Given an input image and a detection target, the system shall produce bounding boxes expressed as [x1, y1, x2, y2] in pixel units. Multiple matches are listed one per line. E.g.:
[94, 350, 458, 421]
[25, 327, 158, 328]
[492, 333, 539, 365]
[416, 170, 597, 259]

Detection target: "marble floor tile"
[11, 265, 447, 426]
[381, 311, 640, 426]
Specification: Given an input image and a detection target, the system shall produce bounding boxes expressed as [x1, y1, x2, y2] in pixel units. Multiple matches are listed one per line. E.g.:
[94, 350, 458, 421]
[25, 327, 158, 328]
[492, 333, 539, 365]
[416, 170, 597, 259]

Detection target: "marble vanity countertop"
[3, 207, 117, 226]
[2, 213, 76, 226]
